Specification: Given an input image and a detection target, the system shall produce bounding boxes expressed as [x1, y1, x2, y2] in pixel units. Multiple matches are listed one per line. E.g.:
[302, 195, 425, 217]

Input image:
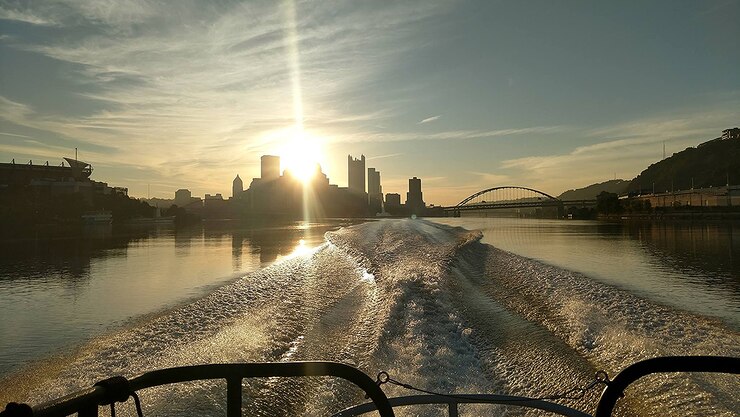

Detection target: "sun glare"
[279, 130, 324, 184]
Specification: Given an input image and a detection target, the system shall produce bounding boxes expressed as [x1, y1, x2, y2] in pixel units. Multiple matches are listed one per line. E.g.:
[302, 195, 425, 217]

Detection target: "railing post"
[226, 377, 242, 417]
[448, 402, 459, 417]
[78, 404, 99, 417]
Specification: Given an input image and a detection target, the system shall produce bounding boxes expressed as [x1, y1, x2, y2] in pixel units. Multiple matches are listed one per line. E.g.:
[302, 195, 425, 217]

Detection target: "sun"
[279, 130, 324, 184]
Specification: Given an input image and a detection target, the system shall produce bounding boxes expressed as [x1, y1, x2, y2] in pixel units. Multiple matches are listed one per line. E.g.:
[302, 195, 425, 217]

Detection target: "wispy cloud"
[0, 6, 58, 26]
[418, 115, 441, 124]
[367, 153, 403, 161]
[0, 0, 160, 28]
[469, 171, 510, 185]
[328, 126, 566, 143]
[0, 139, 86, 162]
[3, 1, 736, 202]
[0, 96, 34, 121]
[498, 109, 739, 195]
[0, 1, 456, 195]
[0, 132, 36, 140]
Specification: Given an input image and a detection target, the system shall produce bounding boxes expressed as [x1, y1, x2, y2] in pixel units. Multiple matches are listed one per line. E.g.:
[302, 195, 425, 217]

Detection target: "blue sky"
[1, 0, 738, 205]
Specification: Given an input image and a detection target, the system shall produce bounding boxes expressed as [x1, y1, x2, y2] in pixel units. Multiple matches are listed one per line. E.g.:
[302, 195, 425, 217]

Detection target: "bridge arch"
[455, 186, 559, 207]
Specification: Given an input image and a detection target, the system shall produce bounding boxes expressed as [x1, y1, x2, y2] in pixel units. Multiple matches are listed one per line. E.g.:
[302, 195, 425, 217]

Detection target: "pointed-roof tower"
[232, 174, 243, 199]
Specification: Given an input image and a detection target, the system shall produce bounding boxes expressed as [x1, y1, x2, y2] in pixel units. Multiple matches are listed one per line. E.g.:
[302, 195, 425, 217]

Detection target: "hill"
[558, 179, 630, 200]
[627, 137, 740, 193]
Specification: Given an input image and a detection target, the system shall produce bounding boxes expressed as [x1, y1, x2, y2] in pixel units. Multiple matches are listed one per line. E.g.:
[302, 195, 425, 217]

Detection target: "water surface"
[0, 219, 358, 375]
[0, 218, 737, 417]
[435, 218, 740, 329]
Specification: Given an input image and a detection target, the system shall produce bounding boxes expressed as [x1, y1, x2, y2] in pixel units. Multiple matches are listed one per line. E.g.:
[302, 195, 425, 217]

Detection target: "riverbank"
[599, 211, 740, 221]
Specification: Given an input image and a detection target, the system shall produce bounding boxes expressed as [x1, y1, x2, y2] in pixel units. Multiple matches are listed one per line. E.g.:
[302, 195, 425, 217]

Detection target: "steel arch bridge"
[443, 186, 565, 215]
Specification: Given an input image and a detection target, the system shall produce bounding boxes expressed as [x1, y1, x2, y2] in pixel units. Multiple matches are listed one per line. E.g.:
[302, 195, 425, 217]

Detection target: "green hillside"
[628, 138, 740, 194]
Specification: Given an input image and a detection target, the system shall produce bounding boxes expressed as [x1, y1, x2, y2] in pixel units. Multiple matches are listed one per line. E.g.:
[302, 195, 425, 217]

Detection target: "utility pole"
[75, 147, 78, 161]
[663, 141, 665, 160]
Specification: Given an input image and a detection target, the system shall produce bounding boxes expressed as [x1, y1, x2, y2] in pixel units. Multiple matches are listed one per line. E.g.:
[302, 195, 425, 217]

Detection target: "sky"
[1, 0, 738, 206]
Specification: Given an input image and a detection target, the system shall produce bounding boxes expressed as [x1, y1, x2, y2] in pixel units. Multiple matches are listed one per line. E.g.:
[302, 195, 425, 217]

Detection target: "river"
[0, 218, 737, 416]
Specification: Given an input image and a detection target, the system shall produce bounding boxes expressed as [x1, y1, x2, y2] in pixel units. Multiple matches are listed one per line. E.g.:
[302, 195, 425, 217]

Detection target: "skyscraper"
[232, 174, 243, 199]
[385, 193, 401, 207]
[174, 188, 191, 207]
[367, 167, 382, 213]
[406, 176, 425, 215]
[348, 154, 366, 195]
[261, 155, 280, 180]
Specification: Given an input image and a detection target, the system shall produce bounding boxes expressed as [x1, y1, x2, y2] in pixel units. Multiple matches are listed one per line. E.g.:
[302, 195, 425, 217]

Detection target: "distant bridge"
[442, 186, 596, 216]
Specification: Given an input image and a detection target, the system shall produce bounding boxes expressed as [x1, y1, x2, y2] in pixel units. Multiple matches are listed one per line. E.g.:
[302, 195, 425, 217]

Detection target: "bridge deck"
[442, 199, 596, 211]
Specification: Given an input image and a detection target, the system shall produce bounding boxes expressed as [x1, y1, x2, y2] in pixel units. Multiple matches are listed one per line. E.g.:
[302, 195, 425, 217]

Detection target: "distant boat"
[81, 211, 113, 225]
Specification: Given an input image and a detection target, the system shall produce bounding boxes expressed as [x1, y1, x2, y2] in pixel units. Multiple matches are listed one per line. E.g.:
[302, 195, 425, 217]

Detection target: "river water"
[0, 218, 738, 416]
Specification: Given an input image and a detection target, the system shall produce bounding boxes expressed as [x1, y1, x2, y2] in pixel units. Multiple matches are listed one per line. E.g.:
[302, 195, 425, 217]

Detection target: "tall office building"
[232, 174, 243, 199]
[348, 154, 366, 195]
[174, 188, 192, 206]
[385, 193, 401, 207]
[406, 176, 425, 215]
[261, 155, 280, 180]
[367, 167, 382, 213]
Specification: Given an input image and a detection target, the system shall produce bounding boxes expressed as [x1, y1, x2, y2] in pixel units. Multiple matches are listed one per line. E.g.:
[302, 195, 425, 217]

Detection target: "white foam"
[3, 219, 736, 416]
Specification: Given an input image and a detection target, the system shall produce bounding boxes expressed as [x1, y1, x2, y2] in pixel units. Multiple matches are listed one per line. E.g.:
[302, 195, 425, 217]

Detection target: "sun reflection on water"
[283, 238, 314, 260]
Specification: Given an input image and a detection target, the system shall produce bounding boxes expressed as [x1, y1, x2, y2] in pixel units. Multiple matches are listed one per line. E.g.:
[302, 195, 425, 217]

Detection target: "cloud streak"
[367, 153, 403, 161]
[326, 126, 566, 144]
[497, 109, 739, 195]
[1, 1, 736, 202]
[0, 1, 456, 195]
[418, 115, 440, 124]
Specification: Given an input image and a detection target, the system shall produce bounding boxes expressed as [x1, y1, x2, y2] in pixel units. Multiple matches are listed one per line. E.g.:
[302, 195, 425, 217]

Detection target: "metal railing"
[30, 362, 394, 417]
[594, 356, 739, 417]
[332, 356, 740, 417]
[8, 356, 738, 417]
[331, 394, 592, 417]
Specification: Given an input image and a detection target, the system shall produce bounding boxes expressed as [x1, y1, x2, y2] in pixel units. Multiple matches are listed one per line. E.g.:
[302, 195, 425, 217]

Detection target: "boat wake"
[1, 219, 737, 416]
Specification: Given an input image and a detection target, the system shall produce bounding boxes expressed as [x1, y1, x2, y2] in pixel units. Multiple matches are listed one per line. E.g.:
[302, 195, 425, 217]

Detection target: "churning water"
[0, 219, 738, 416]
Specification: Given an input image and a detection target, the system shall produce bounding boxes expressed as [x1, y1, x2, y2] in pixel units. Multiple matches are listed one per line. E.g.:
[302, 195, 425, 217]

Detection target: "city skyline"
[1, 1, 739, 205]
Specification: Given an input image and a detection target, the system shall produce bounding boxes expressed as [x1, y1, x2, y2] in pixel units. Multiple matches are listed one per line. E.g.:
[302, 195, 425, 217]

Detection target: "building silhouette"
[348, 154, 366, 195]
[232, 174, 243, 199]
[384, 193, 402, 214]
[174, 189, 192, 206]
[222, 154, 440, 220]
[204, 193, 229, 218]
[367, 167, 382, 214]
[406, 176, 425, 215]
[0, 157, 128, 198]
[0, 156, 160, 228]
[236, 154, 373, 219]
[261, 155, 280, 180]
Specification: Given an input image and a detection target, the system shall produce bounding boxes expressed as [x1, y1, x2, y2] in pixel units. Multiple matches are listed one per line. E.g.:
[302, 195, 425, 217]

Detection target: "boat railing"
[334, 356, 739, 417]
[5, 356, 738, 417]
[593, 356, 738, 417]
[28, 362, 395, 417]
[330, 393, 592, 417]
